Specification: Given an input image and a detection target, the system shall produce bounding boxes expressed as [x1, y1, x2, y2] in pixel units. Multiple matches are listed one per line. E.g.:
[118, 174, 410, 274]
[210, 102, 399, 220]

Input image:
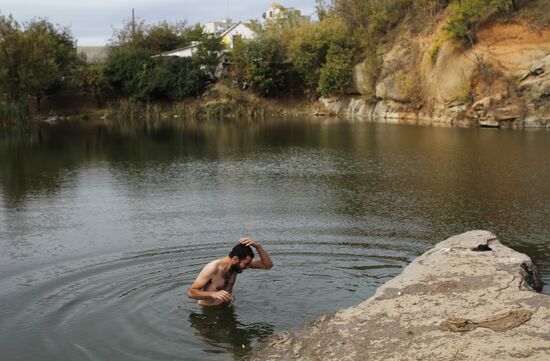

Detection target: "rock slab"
[249, 231, 550, 361]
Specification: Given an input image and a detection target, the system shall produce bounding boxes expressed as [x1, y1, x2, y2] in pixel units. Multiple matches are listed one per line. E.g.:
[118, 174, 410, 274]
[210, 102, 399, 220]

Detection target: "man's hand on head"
[239, 237, 259, 248]
[239, 237, 273, 270]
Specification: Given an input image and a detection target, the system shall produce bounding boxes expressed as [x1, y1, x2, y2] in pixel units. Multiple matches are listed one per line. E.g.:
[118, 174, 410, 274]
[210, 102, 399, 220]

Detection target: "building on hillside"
[77, 46, 109, 63]
[263, 2, 285, 21]
[151, 41, 200, 58]
[220, 22, 256, 49]
[203, 18, 237, 35]
[261, 2, 310, 27]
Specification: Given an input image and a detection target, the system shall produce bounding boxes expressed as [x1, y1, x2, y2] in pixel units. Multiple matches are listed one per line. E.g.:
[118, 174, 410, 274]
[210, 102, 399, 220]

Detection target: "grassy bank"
[0, 102, 30, 126]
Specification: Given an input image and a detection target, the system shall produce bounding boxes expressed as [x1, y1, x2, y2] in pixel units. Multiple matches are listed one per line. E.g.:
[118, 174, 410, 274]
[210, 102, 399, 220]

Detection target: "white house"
[150, 22, 255, 79]
[220, 22, 256, 49]
[152, 41, 200, 58]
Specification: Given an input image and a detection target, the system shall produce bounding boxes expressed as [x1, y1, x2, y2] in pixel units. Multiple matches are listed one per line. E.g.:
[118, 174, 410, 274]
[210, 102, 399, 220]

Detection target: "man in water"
[188, 237, 273, 306]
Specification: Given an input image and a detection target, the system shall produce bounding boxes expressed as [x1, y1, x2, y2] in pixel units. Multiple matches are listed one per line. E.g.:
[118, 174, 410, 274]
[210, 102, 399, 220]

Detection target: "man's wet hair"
[229, 244, 254, 260]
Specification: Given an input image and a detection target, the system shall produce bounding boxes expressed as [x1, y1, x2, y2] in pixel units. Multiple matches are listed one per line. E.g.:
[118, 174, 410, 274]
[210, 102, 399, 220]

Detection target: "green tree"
[0, 14, 22, 101]
[110, 19, 217, 56]
[0, 16, 80, 109]
[110, 19, 188, 54]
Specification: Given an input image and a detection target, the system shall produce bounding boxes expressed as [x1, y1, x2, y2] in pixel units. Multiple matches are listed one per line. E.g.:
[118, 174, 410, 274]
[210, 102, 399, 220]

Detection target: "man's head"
[229, 244, 254, 273]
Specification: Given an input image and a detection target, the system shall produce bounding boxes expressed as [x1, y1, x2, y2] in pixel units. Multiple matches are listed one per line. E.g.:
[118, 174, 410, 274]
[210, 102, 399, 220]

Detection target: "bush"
[318, 44, 354, 97]
[77, 63, 110, 106]
[288, 16, 357, 97]
[230, 36, 292, 97]
[444, 0, 515, 44]
[104, 46, 152, 95]
[134, 57, 209, 101]
[333, 0, 452, 36]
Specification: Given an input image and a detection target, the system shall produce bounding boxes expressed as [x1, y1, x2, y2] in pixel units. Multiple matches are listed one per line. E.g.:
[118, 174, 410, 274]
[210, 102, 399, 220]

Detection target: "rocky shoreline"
[248, 231, 550, 360]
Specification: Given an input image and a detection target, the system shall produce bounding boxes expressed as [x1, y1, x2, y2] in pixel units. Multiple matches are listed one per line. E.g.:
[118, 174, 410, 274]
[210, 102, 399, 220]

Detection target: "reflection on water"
[0, 117, 549, 361]
[189, 304, 273, 359]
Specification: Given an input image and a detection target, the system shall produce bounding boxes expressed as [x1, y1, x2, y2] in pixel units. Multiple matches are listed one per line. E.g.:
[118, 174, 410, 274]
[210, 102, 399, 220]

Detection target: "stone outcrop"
[322, 20, 550, 129]
[249, 231, 550, 361]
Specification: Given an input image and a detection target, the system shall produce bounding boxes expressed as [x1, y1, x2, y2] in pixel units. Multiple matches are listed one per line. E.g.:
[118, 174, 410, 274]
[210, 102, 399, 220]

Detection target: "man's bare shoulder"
[200, 258, 226, 273]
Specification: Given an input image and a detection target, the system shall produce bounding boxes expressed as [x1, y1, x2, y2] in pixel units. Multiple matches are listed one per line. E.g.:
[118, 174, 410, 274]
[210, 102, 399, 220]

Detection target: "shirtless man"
[188, 238, 273, 306]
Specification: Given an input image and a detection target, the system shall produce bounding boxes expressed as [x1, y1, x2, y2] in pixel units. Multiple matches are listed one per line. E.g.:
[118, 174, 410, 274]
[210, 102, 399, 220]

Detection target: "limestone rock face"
[518, 54, 550, 128]
[249, 231, 550, 361]
[519, 54, 550, 100]
[330, 21, 550, 128]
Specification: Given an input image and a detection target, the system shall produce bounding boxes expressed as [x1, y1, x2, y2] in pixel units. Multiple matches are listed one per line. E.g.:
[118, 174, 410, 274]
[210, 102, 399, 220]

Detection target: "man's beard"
[231, 264, 243, 273]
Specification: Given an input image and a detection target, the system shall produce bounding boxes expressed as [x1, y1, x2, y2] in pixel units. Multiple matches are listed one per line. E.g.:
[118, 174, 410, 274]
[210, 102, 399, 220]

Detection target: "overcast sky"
[0, 0, 317, 46]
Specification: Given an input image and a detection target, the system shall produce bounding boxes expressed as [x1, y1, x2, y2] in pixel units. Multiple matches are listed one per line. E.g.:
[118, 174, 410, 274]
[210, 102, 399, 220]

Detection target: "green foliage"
[106, 20, 220, 101]
[110, 20, 222, 57]
[77, 63, 110, 106]
[429, 43, 441, 64]
[157, 57, 210, 100]
[0, 15, 80, 109]
[230, 35, 291, 97]
[193, 32, 224, 74]
[104, 46, 151, 95]
[318, 44, 354, 97]
[123, 57, 209, 101]
[333, 0, 437, 36]
[288, 16, 356, 97]
[0, 100, 29, 123]
[110, 19, 185, 54]
[444, 0, 515, 44]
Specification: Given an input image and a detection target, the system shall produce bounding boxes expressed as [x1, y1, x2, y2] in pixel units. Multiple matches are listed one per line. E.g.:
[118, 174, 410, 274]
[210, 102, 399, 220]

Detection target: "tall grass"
[0, 101, 30, 124]
[106, 97, 281, 127]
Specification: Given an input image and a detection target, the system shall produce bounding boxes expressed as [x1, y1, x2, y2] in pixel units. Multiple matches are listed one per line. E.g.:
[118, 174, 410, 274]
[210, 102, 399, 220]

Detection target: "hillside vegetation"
[1, 1, 549, 126]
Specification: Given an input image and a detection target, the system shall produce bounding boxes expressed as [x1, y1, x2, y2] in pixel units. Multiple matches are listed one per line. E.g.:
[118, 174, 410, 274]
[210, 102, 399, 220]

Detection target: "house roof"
[220, 22, 255, 38]
[151, 42, 199, 58]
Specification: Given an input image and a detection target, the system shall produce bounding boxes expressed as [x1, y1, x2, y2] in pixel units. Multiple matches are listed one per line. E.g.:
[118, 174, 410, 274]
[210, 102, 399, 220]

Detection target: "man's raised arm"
[240, 238, 274, 269]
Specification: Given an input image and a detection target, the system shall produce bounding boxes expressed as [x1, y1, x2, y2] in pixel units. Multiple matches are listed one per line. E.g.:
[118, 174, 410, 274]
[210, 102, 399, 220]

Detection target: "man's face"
[231, 256, 253, 273]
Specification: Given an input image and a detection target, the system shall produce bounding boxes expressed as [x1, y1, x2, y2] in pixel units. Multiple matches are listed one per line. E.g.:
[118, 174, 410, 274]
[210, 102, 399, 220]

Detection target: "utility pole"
[132, 8, 135, 37]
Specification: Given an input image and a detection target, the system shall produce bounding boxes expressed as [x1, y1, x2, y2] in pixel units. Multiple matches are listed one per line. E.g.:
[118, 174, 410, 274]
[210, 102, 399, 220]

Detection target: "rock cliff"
[249, 231, 550, 360]
[322, 19, 550, 129]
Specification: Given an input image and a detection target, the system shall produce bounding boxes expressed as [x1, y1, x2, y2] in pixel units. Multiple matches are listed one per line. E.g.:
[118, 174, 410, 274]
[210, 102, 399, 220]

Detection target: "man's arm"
[187, 261, 232, 302]
[240, 238, 274, 269]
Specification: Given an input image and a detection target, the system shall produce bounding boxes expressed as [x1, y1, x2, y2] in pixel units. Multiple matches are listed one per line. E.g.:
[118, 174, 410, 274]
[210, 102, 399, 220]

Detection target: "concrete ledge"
[249, 231, 550, 361]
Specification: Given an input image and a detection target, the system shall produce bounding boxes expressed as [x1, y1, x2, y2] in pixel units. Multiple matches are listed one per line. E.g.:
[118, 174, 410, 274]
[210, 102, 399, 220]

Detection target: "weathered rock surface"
[249, 231, 550, 361]
[323, 20, 550, 128]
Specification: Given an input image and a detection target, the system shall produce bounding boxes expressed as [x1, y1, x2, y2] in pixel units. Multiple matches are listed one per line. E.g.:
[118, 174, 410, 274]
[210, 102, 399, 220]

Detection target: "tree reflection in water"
[188, 304, 274, 359]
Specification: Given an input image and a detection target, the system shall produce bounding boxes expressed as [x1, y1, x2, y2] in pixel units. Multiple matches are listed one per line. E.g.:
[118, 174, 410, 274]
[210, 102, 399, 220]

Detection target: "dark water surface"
[0, 118, 548, 360]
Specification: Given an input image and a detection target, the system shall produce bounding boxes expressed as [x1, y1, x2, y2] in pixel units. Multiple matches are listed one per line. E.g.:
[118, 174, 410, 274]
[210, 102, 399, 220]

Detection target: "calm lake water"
[0, 117, 549, 361]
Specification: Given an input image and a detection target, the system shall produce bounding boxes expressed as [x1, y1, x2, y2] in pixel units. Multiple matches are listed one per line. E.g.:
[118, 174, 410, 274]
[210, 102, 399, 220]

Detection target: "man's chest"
[208, 271, 235, 290]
